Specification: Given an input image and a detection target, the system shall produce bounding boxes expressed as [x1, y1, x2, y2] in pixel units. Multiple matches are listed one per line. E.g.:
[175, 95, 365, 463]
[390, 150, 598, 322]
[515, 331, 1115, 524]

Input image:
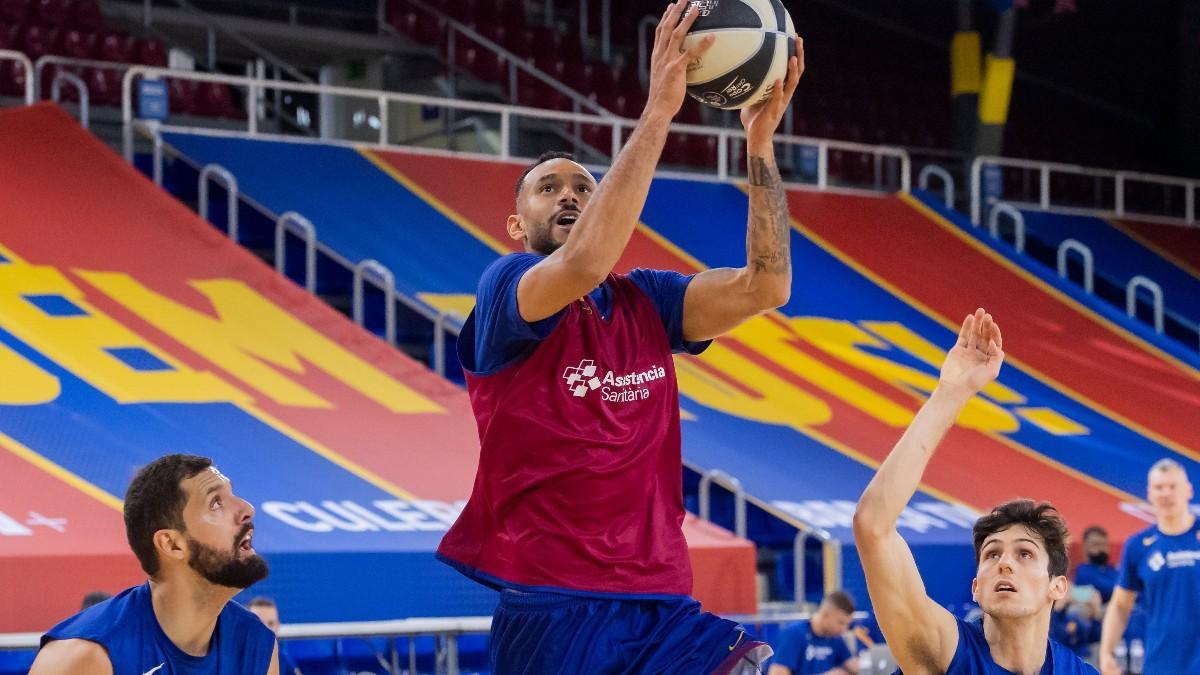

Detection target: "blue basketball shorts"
[489, 589, 772, 674]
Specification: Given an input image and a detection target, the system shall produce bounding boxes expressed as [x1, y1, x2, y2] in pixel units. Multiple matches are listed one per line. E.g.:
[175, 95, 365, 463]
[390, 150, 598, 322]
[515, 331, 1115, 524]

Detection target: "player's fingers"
[655, 1, 683, 50]
[681, 33, 715, 61]
[671, 0, 700, 50]
[795, 36, 805, 75]
[992, 322, 1004, 351]
[957, 313, 974, 347]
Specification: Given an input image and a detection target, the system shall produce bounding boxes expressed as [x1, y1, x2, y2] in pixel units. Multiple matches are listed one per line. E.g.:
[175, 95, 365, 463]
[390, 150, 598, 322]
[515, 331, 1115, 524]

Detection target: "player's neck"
[1157, 511, 1196, 535]
[148, 576, 236, 657]
[981, 612, 1050, 675]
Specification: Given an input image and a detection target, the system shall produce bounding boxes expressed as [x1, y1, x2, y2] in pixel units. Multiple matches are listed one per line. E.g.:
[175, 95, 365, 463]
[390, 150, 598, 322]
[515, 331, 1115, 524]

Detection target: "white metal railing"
[49, 70, 89, 129]
[199, 163, 238, 242]
[1057, 238, 1095, 294]
[697, 469, 746, 538]
[918, 164, 955, 209]
[986, 202, 1026, 253]
[120, 66, 911, 194]
[0, 49, 34, 104]
[275, 211, 317, 293]
[695, 467, 843, 604]
[1127, 275, 1165, 334]
[353, 259, 398, 346]
[971, 155, 1198, 228]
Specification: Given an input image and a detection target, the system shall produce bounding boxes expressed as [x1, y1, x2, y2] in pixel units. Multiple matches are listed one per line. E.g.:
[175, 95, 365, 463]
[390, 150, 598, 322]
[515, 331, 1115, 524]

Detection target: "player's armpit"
[765, 664, 792, 675]
[28, 639, 113, 675]
[852, 526, 958, 674]
[267, 640, 280, 675]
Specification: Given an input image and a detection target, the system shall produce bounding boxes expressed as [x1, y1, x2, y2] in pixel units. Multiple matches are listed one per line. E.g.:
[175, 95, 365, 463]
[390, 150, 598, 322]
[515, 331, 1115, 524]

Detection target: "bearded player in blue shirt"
[854, 309, 1094, 674]
[1099, 458, 1200, 675]
[31, 454, 278, 675]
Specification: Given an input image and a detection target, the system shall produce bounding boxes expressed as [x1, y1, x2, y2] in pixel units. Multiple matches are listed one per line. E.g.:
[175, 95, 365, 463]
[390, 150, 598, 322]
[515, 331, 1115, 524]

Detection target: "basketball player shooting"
[853, 310, 1095, 674]
[435, 1, 804, 672]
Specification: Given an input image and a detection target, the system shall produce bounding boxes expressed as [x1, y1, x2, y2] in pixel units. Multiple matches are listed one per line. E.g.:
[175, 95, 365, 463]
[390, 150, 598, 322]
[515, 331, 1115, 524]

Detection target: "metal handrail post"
[988, 202, 1026, 253]
[696, 469, 746, 537]
[918, 165, 954, 208]
[275, 212, 317, 293]
[1126, 275, 1164, 333]
[198, 164, 240, 242]
[1057, 239, 1094, 294]
[0, 49, 35, 104]
[353, 259, 397, 346]
[50, 71, 89, 128]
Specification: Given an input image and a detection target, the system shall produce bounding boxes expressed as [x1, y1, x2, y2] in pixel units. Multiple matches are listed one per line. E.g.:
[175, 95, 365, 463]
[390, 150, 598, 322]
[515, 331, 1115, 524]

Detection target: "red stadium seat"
[136, 37, 167, 67]
[33, 0, 66, 26]
[195, 81, 236, 118]
[0, 0, 29, 24]
[69, 0, 102, 30]
[688, 134, 718, 168]
[166, 76, 196, 115]
[95, 30, 134, 62]
[20, 23, 61, 60]
[463, 46, 503, 83]
[83, 66, 119, 106]
[60, 27, 95, 59]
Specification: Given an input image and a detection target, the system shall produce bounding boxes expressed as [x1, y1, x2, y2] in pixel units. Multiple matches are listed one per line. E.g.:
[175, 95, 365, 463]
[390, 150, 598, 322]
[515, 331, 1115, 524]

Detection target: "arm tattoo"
[746, 155, 791, 275]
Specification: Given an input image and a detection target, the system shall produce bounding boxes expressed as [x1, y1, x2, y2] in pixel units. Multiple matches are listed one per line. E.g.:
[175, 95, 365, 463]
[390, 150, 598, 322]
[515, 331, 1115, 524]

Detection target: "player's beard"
[187, 525, 269, 589]
[528, 221, 564, 256]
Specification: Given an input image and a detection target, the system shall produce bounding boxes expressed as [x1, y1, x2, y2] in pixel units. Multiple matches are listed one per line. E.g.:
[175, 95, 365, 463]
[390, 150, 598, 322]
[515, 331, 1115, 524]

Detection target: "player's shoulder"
[1049, 640, 1099, 674]
[42, 583, 145, 648]
[481, 252, 543, 282]
[222, 600, 276, 640]
[1125, 525, 1162, 552]
[31, 638, 113, 674]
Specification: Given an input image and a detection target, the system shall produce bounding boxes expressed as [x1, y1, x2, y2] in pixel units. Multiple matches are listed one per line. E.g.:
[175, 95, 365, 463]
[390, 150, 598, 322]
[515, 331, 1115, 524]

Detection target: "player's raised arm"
[680, 38, 803, 342]
[853, 309, 1005, 673]
[515, 0, 713, 322]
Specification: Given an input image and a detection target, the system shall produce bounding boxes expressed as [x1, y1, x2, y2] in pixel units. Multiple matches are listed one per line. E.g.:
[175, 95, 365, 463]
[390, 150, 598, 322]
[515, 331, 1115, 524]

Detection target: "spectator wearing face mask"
[1073, 526, 1117, 603]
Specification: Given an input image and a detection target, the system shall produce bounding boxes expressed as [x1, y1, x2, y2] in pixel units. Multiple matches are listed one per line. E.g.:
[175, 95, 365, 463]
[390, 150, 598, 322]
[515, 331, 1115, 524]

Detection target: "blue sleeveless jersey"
[944, 617, 1097, 674]
[41, 582, 275, 674]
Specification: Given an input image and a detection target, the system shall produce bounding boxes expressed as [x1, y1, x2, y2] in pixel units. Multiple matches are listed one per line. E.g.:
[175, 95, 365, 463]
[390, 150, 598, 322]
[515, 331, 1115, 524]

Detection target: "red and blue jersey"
[438, 253, 708, 597]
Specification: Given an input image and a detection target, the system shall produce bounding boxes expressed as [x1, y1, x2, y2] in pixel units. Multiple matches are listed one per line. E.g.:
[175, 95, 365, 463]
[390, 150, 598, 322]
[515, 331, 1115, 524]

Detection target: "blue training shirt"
[1072, 562, 1118, 603]
[41, 582, 276, 674]
[929, 617, 1096, 674]
[459, 253, 709, 375]
[771, 619, 853, 674]
[1117, 518, 1200, 675]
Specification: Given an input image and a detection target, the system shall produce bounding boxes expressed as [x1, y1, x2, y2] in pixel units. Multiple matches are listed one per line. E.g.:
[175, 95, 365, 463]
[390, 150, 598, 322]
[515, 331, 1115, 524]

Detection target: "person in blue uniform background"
[853, 310, 1095, 674]
[1099, 458, 1200, 675]
[31, 454, 279, 675]
[768, 591, 858, 674]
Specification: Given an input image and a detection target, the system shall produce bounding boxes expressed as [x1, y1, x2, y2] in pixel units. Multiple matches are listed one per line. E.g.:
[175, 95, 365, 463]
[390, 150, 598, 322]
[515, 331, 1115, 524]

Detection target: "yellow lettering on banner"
[0, 265, 244, 404]
[727, 316, 915, 427]
[80, 272, 444, 414]
[0, 341, 59, 404]
[675, 339, 832, 429]
[789, 317, 1019, 433]
[862, 321, 1026, 404]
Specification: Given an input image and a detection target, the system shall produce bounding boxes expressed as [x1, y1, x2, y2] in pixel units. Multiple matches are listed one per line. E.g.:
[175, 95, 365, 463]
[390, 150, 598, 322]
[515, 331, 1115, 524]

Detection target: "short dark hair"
[823, 590, 855, 615]
[124, 454, 213, 576]
[80, 591, 112, 610]
[247, 596, 277, 609]
[1082, 525, 1108, 541]
[515, 150, 578, 199]
[972, 499, 1069, 578]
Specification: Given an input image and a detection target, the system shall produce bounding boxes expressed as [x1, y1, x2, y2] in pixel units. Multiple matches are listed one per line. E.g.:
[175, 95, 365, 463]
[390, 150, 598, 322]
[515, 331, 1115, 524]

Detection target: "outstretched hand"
[740, 37, 805, 149]
[939, 308, 1005, 398]
[644, 0, 714, 120]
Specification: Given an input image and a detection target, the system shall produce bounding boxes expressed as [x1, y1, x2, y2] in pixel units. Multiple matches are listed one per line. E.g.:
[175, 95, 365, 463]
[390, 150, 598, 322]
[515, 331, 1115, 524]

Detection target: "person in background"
[1099, 459, 1200, 675]
[79, 592, 112, 611]
[1073, 526, 1116, 603]
[768, 591, 858, 675]
[248, 597, 301, 675]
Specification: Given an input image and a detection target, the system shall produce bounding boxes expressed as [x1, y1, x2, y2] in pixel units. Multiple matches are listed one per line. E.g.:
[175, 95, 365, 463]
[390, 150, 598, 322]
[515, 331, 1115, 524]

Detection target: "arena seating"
[0, 0, 235, 116]
[155, 128, 1200, 616]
